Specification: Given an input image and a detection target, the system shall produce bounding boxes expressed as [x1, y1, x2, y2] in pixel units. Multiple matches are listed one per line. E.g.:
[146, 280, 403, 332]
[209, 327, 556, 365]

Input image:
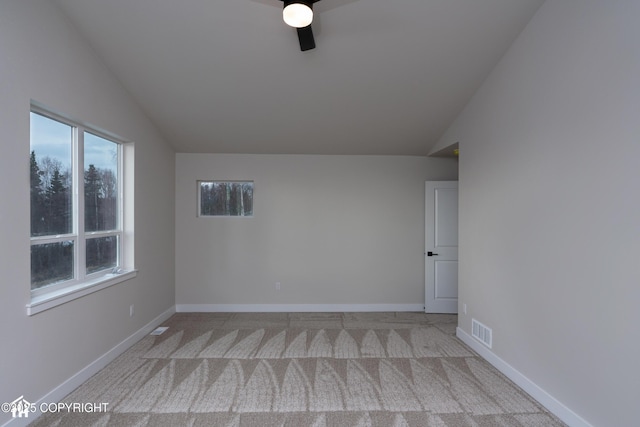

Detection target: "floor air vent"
[150, 326, 169, 336]
[472, 319, 492, 348]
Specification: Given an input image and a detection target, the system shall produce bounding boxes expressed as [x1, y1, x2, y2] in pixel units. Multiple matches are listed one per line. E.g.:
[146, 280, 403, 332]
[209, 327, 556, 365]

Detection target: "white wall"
[0, 1, 175, 423]
[176, 154, 457, 309]
[437, 1, 640, 425]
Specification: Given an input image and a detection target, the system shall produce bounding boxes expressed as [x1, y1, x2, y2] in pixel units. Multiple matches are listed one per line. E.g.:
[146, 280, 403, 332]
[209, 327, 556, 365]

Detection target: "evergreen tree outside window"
[30, 112, 74, 287]
[29, 109, 126, 295]
[84, 133, 119, 274]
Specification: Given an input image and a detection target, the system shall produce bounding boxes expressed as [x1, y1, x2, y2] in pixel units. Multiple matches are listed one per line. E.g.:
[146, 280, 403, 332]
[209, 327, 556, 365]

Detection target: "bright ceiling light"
[283, 1, 313, 28]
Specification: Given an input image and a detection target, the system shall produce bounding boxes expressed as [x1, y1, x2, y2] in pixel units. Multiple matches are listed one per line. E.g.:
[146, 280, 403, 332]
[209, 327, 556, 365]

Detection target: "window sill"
[26, 270, 137, 316]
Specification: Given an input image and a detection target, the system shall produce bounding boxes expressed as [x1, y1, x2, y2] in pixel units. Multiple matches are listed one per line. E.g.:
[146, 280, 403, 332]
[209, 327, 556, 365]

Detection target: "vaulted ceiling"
[54, 0, 544, 155]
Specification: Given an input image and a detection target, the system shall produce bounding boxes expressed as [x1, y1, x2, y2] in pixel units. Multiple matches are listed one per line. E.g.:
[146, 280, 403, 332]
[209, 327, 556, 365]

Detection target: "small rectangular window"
[30, 241, 74, 288]
[86, 235, 119, 275]
[198, 181, 254, 217]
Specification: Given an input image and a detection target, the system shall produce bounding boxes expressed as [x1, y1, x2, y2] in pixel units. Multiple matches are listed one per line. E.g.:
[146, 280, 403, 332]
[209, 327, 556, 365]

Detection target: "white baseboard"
[176, 303, 425, 313]
[456, 327, 592, 427]
[1, 306, 176, 427]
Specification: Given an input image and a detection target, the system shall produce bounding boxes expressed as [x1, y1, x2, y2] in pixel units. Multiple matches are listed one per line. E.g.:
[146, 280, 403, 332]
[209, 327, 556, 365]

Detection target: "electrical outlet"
[275, 282, 281, 291]
[130, 304, 134, 317]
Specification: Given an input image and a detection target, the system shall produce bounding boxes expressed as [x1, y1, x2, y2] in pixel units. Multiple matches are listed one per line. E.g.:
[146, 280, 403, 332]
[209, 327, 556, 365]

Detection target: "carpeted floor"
[31, 312, 566, 426]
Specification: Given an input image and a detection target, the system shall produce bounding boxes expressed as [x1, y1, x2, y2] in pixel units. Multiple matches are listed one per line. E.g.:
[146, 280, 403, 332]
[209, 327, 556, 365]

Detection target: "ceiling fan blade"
[297, 25, 316, 51]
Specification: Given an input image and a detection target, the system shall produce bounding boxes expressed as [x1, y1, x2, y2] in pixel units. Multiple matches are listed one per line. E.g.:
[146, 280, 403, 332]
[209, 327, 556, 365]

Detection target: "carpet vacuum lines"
[29, 313, 566, 427]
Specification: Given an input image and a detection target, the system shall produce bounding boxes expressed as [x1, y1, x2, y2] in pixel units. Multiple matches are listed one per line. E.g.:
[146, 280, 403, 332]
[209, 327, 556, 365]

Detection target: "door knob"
[427, 251, 439, 256]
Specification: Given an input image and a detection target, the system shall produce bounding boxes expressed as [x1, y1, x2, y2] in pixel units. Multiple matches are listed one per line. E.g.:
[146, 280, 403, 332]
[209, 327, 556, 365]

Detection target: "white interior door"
[425, 181, 458, 313]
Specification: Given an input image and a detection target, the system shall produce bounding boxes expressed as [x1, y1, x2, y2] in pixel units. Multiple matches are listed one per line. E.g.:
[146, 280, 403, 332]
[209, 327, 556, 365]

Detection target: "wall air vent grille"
[472, 319, 492, 348]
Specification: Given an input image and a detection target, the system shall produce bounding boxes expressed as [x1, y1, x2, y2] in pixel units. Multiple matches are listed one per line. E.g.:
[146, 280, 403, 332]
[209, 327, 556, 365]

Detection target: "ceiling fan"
[278, 0, 321, 51]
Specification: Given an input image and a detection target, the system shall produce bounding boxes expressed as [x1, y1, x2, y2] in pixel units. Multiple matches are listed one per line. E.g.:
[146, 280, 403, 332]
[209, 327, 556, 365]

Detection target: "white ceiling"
[53, 0, 544, 155]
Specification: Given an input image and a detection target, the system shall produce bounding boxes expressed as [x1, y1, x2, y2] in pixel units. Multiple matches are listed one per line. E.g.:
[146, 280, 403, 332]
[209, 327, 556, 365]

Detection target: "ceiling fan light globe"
[283, 3, 313, 28]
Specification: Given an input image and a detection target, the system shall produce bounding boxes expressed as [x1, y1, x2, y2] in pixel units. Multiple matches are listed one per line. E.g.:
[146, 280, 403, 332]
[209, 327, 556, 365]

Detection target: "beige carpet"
[31, 313, 565, 426]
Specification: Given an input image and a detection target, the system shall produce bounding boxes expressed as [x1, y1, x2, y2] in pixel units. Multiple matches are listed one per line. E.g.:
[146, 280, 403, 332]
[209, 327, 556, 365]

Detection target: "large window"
[29, 107, 132, 310]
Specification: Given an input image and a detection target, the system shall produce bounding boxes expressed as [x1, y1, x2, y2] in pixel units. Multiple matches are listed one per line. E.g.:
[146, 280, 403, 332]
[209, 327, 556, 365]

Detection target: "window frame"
[27, 104, 135, 315]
